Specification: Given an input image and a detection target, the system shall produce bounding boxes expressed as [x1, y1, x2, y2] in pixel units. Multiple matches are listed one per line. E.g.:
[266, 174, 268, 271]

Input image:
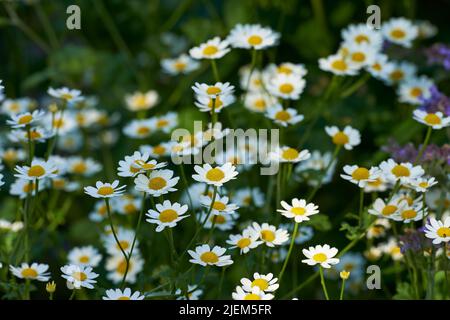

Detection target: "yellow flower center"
[401, 209, 417, 219]
[159, 209, 178, 223]
[61, 93, 74, 100]
[351, 52, 366, 62]
[248, 35, 263, 46]
[18, 114, 33, 125]
[351, 167, 370, 180]
[124, 203, 137, 214]
[313, 253, 328, 263]
[28, 165, 46, 177]
[390, 70, 404, 81]
[79, 255, 90, 264]
[118, 240, 130, 251]
[382, 205, 397, 216]
[261, 230, 275, 242]
[21, 268, 38, 278]
[200, 251, 219, 263]
[118, 296, 130, 300]
[157, 119, 169, 128]
[97, 186, 114, 196]
[279, 83, 294, 94]
[410, 87, 422, 98]
[23, 182, 36, 193]
[174, 61, 186, 71]
[237, 238, 251, 249]
[116, 259, 129, 274]
[29, 130, 42, 140]
[206, 86, 221, 95]
[372, 63, 382, 71]
[72, 271, 87, 281]
[424, 113, 441, 125]
[392, 165, 410, 177]
[251, 279, 269, 291]
[137, 126, 150, 135]
[277, 65, 292, 74]
[331, 59, 348, 71]
[212, 201, 226, 211]
[390, 28, 406, 39]
[275, 110, 291, 122]
[332, 132, 349, 145]
[437, 227, 450, 238]
[208, 96, 223, 109]
[206, 168, 225, 182]
[282, 148, 299, 160]
[73, 162, 87, 174]
[291, 207, 306, 215]
[254, 99, 266, 110]
[368, 178, 382, 187]
[148, 177, 167, 190]
[203, 45, 218, 56]
[355, 34, 369, 43]
[244, 293, 261, 300]
[153, 145, 166, 155]
[212, 215, 226, 224]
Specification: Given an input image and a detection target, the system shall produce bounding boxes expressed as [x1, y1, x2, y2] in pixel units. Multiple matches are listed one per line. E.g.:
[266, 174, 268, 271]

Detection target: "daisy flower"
[192, 163, 238, 187]
[381, 17, 418, 48]
[239, 67, 264, 92]
[45, 111, 77, 135]
[200, 194, 239, 215]
[140, 141, 175, 158]
[84, 180, 126, 198]
[188, 244, 233, 267]
[345, 43, 377, 69]
[125, 90, 158, 111]
[267, 73, 306, 100]
[14, 159, 58, 181]
[379, 159, 424, 184]
[9, 263, 50, 282]
[232, 286, 274, 300]
[89, 201, 108, 222]
[48, 87, 84, 104]
[104, 228, 137, 256]
[240, 273, 279, 293]
[201, 212, 238, 231]
[413, 110, 450, 129]
[244, 92, 277, 113]
[416, 20, 438, 39]
[60, 264, 99, 289]
[8, 127, 53, 144]
[248, 222, 289, 247]
[123, 119, 155, 139]
[392, 203, 426, 223]
[103, 288, 145, 300]
[340, 165, 381, 188]
[277, 198, 319, 223]
[67, 156, 102, 177]
[380, 238, 403, 261]
[194, 93, 236, 113]
[266, 104, 304, 127]
[67, 246, 102, 267]
[192, 82, 235, 98]
[302, 244, 340, 268]
[227, 229, 262, 254]
[134, 169, 179, 197]
[189, 37, 230, 60]
[1, 148, 26, 165]
[161, 53, 200, 75]
[146, 200, 189, 232]
[155, 112, 178, 133]
[272, 146, 310, 163]
[341, 23, 383, 50]
[367, 218, 391, 239]
[113, 195, 141, 216]
[1, 98, 32, 115]
[325, 125, 361, 150]
[368, 198, 403, 218]
[227, 24, 280, 50]
[319, 54, 359, 76]
[424, 217, 450, 244]
[364, 176, 388, 193]
[118, 151, 166, 177]
[106, 254, 144, 284]
[398, 77, 433, 105]
[264, 62, 308, 78]
[9, 178, 40, 199]
[175, 285, 203, 300]
[233, 187, 265, 208]
[7, 110, 45, 128]
[407, 177, 438, 193]
[383, 61, 417, 85]
[366, 53, 390, 79]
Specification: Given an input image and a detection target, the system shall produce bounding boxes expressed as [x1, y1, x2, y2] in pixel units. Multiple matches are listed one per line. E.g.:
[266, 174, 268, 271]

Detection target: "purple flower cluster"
[383, 139, 450, 165]
[426, 43, 450, 70]
[399, 227, 432, 254]
[419, 86, 450, 116]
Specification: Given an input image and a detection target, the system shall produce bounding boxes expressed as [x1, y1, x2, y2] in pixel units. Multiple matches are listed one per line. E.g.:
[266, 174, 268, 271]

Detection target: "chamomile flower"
[202, 212, 238, 231]
[10, 263, 50, 282]
[227, 24, 279, 50]
[366, 53, 390, 79]
[367, 218, 391, 239]
[345, 43, 377, 69]
[84, 180, 126, 198]
[106, 254, 144, 284]
[146, 200, 189, 232]
[155, 112, 178, 133]
[340, 165, 381, 188]
[7, 110, 45, 128]
[175, 285, 203, 300]
[161, 53, 200, 75]
[113, 195, 141, 216]
[232, 286, 274, 300]
[103, 228, 137, 256]
[239, 67, 264, 92]
[416, 20, 438, 39]
[103, 288, 145, 300]
[89, 201, 108, 222]
[125, 91, 158, 111]
[8, 127, 52, 144]
[189, 37, 230, 60]
[382, 18, 418, 48]
[248, 222, 289, 247]
[266, 104, 304, 127]
[407, 177, 438, 193]
[134, 169, 179, 196]
[1, 148, 26, 165]
[194, 93, 236, 113]
[45, 111, 77, 135]
[267, 73, 306, 100]
[264, 62, 308, 78]
[319, 54, 359, 76]
[9, 178, 40, 199]
[278, 198, 319, 223]
[67, 156, 102, 177]
[364, 176, 388, 193]
[1, 98, 31, 115]
[342, 23, 383, 50]
[413, 110, 450, 129]
[188, 244, 233, 267]
[424, 217, 450, 244]
[392, 202, 426, 223]
[234, 187, 265, 208]
[192, 82, 235, 98]
[67, 246, 102, 267]
[14, 159, 58, 181]
[381, 238, 403, 261]
[272, 146, 310, 163]
[368, 198, 403, 218]
[60, 264, 98, 289]
[200, 194, 238, 215]
[118, 151, 166, 177]
[383, 61, 417, 85]
[398, 77, 434, 105]
[48, 87, 84, 105]
[140, 141, 175, 158]
[227, 229, 262, 254]
[379, 159, 424, 184]
[325, 125, 361, 150]
[302, 244, 340, 268]
[123, 119, 155, 139]
[192, 163, 238, 187]
[240, 273, 279, 292]
[244, 92, 277, 113]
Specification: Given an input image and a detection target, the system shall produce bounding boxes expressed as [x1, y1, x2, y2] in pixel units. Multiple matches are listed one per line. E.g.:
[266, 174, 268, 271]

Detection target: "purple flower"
[419, 86, 450, 116]
[426, 43, 450, 70]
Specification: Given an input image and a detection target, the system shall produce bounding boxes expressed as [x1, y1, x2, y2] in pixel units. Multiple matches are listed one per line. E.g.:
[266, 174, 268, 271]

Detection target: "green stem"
[414, 126, 432, 165]
[339, 279, 346, 300]
[359, 188, 364, 228]
[278, 222, 299, 284]
[319, 267, 330, 300]
[210, 60, 220, 82]
[340, 73, 370, 98]
[105, 199, 129, 274]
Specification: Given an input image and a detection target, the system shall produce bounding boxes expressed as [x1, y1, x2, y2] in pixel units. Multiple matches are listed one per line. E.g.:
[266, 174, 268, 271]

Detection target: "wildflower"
[248, 222, 289, 247]
[398, 77, 434, 105]
[201, 211, 238, 231]
[46, 281, 56, 293]
[106, 254, 144, 284]
[140, 141, 174, 158]
[67, 246, 102, 267]
[134, 169, 179, 196]
[104, 228, 137, 256]
[125, 90, 158, 111]
[232, 286, 274, 300]
[345, 43, 377, 69]
[379, 159, 424, 184]
[233, 188, 265, 208]
[240, 273, 279, 292]
[188, 244, 233, 267]
[319, 54, 359, 75]
[227, 229, 262, 254]
[48, 87, 84, 104]
[118, 151, 166, 177]
[366, 53, 390, 79]
[67, 156, 102, 177]
[367, 218, 391, 239]
[239, 67, 264, 92]
[244, 92, 277, 113]
[380, 238, 403, 261]
[369, 198, 403, 218]
[277, 198, 319, 223]
[392, 202, 426, 223]
[413, 110, 450, 129]
[340, 270, 350, 280]
[340, 165, 380, 188]
[266, 104, 304, 127]
[1, 98, 32, 115]
[364, 176, 388, 193]
[408, 177, 438, 193]
[146, 200, 189, 232]
[10, 178, 40, 199]
[155, 112, 178, 133]
[113, 195, 141, 216]
[424, 217, 450, 244]
[161, 53, 200, 75]
[8, 127, 52, 144]
[264, 62, 308, 78]
[200, 194, 238, 215]
[10, 263, 50, 282]
[267, 73, 306, 100]
[7, 110, 45, 128]
[381, 18, 418, 48]
[84, 180, 126, 198]
[14, 159, 58, 181]
[189, 37, 230, 60]
[325, 126, 361, 150]
[123, 119, 155, 139]
[341, 23, 383, 50]
[192, 82, 235, 98]
[175, 285, 203, 300]
[227, 24, 279, 50]
[60, 264, 98, 289]
[192, 163, 238, 187]
[103, 288, 145, 300]
[194, 93, 235, 113]
[301, 244, 340, 268]
[383, 61, 417, 85]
